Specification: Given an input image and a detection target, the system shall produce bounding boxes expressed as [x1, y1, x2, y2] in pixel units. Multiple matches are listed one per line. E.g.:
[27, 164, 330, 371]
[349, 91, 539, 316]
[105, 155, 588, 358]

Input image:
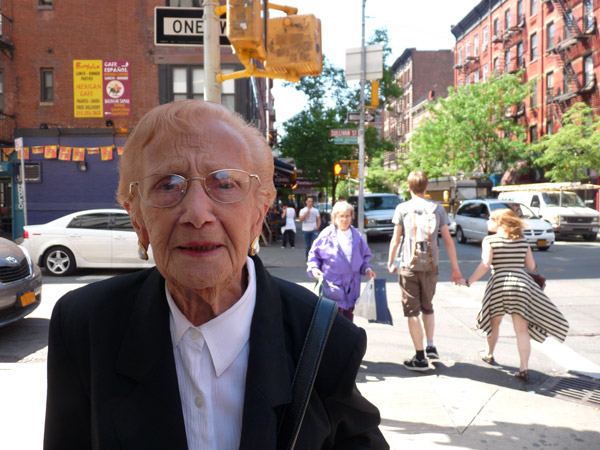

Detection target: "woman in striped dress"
[462, 208, 569, 381]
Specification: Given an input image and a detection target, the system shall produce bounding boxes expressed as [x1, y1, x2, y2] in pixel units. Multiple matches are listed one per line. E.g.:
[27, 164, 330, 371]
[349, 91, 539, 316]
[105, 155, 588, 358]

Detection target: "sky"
[271, 0, 480, 129]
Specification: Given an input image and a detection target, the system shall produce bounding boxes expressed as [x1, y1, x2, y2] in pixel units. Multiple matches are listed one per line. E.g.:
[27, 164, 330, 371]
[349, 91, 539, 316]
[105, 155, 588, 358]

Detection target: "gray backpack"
[403, 205, 438, 272]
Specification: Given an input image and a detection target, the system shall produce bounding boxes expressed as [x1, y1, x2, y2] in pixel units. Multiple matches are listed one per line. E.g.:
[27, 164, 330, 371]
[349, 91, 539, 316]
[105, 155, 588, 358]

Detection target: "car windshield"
[364, 196, 400, 211]
[494, 202, 539, 219]
[542, 192, 586, 207]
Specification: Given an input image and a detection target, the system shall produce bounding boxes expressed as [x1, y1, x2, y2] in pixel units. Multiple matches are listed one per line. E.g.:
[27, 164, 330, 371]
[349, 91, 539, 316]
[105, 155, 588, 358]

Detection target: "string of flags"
[0, 145, 125, 162]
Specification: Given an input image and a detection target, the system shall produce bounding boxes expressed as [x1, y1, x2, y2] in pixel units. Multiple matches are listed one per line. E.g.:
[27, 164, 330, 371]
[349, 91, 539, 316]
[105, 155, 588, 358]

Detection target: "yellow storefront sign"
[73, 60, 103, 118]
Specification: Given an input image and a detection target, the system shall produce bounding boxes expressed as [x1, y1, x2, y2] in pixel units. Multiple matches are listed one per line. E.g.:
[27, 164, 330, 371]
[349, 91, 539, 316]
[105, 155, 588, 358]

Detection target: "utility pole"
[204, 0, 221, 102]
[357, 0, 366, 235]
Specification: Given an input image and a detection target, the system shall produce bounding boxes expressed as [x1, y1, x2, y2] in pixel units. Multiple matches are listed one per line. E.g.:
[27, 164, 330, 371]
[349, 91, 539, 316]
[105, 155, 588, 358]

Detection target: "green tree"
[532, 102, 600, 182]
[407, 72, 534, 179]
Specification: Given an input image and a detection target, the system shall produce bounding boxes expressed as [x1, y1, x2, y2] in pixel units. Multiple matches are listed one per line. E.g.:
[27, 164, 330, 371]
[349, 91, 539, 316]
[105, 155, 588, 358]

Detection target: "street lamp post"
[357, 0, 366, 235]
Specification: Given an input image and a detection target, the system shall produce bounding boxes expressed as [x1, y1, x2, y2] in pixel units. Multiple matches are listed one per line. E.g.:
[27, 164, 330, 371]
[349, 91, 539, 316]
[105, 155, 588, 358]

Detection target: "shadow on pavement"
[0, 317, 50, 362]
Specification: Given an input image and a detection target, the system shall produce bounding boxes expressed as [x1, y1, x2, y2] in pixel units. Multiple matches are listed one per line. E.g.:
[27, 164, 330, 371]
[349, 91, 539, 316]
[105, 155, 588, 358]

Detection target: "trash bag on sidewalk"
[369, 279, 393, 325]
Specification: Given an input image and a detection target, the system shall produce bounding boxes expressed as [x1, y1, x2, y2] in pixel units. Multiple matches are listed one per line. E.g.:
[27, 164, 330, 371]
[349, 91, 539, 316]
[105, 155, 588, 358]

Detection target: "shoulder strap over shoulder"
[277, 296, 337, 450]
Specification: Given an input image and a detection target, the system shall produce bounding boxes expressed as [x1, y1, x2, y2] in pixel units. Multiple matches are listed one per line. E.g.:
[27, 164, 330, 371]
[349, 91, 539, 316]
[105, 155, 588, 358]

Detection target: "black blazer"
[44, 256, 388, 450]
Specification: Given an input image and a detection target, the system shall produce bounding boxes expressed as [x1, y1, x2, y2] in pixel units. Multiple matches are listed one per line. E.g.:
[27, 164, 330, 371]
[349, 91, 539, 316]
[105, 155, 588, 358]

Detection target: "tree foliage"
[532, 102, 600, 182]
[278, 28, 401, 200]
[406, 72, 534, 179]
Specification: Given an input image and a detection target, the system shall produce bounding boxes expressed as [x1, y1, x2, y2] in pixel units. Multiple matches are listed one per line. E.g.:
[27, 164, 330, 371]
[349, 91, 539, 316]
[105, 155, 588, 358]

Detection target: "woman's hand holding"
[387, 261, 398, 274]
[311, 268, 324, 279]
[366, 268, 376, 280]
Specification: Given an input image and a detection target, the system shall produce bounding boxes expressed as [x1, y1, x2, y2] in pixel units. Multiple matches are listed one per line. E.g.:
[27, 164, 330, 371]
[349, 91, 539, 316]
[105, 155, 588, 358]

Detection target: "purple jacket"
[307, 225, 373, 311]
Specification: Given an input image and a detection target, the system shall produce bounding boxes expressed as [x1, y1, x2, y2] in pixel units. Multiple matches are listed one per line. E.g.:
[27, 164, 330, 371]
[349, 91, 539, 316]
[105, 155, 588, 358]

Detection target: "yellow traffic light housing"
[226, 0, 267, 61]
[265, 14, 323, 78]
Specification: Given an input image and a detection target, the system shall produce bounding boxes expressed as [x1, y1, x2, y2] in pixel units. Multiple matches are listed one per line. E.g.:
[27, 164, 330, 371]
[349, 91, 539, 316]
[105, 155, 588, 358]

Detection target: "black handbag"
[277, 296, 337, 450]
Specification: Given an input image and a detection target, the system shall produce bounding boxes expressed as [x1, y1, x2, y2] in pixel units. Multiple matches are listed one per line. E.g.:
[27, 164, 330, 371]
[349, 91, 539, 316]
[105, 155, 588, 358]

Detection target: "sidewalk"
[259, 239, 600, 450]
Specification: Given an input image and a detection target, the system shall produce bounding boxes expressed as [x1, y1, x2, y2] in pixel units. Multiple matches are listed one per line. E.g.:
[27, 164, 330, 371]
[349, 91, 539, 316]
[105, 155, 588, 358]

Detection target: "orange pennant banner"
[100, 146, 113, 161]
[31, 146, 45, 154]
[87, 147, 100, 155]
[72, 148, 85, 162]
[45, 146, 58, 159]
[58, 147, 72, 161]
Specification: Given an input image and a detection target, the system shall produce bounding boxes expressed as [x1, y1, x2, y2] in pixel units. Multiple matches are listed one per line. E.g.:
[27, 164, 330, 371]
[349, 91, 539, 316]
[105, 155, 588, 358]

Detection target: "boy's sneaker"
[403, 355, 430, 372]
[426, 346, 439, 360]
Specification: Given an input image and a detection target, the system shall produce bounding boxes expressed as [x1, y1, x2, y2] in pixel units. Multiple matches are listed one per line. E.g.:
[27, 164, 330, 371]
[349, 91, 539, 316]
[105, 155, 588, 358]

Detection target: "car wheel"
[583, 233, 597, 242]
[44, 247, 76, 276]
[456, 226, 467, 244]
[538, 246, 550, 251]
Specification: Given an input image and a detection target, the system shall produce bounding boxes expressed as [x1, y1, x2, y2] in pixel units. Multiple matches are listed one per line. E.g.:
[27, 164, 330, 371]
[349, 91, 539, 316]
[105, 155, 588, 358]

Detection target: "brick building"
[451, 0, 599, 146]
[382, 49, 454, 170]
[0, 0, 271, 239]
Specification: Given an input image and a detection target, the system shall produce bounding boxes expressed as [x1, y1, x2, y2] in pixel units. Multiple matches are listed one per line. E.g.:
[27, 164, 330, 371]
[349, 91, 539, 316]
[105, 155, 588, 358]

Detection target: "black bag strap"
[277, 296, 338, 450]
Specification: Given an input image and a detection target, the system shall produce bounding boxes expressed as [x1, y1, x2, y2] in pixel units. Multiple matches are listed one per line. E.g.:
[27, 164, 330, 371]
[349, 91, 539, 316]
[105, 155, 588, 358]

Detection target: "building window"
[466, 42, 470, 58]
[530, 125, 538, 142]
[39, 0, 53, 5]
[458, 48, 463, 64]
[531, 0, 537, 16]
[474, 35, 479, 55]
[564, 12, 573, 40]
[563, 68, 570, 93]
[171, 66, 235, 110]
[504, 49, 511, 73]
[517, 42, 524, 67]
[547, 22, 554, 50]
[531, 83, 537, 108]
[483, 64, 489, 81]
[494, 57, 499, 74]
[505, 9, 511, 30]
[494, 18, 500, 37]
[584, 0, 594, 32]
[41, 68, 54, 102]
[530, 33, 538, 60]
[546, 71, 554, 99]
[584, 54, 594, 86]
[483, 27, 489, 48]
[474, 70, 480, 83]
[517, 0, 524, 22]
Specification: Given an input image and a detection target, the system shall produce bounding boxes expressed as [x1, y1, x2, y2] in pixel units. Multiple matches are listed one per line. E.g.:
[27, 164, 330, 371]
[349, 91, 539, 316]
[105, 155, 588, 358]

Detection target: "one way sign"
[154, 7, 229, 46]
[347, 111, 376, 123]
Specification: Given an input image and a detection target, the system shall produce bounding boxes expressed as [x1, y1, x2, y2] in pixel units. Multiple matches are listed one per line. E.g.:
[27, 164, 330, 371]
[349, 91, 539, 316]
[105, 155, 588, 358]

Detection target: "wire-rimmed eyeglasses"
[129, 169, 261, 208]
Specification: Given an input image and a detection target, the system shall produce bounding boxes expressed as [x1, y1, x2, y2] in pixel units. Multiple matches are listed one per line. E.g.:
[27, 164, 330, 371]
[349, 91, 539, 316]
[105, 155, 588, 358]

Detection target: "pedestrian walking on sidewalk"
[299, 196, 321, 259]
[308, 201, 376, 322]
[387, 171, 463, 371]
[280, 201, 296, 248]
[460, 208, 569, 381]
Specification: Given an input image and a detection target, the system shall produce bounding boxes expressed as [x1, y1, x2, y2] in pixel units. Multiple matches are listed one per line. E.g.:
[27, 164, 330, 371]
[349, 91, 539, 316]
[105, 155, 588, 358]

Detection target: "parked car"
[348, 193, 404, 240]
[453, 199, 555, 250]
[0, 238, 42, 327]
[21, 209, 155, 276]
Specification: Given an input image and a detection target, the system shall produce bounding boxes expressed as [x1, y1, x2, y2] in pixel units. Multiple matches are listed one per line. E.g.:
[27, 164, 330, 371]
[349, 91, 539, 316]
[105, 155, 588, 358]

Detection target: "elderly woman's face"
[131, 118, 265, 293]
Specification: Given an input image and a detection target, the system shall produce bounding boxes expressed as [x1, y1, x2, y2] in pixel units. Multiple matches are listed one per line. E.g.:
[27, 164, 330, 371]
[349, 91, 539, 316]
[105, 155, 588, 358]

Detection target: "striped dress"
[476, 236, 569, 343]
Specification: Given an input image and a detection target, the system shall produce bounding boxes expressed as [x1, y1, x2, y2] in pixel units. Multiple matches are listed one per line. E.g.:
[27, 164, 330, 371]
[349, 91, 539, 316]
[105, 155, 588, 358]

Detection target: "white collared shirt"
[166, 257, 257, 450]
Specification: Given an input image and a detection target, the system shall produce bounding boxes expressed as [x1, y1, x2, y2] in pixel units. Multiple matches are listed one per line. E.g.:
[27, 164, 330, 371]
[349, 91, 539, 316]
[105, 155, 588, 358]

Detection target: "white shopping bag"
[354, 278, 376, 321]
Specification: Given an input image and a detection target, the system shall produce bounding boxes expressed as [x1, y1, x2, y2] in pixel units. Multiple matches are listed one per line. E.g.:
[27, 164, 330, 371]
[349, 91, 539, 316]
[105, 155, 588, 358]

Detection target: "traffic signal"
[334, 162, 348, 176]
[268, 130, 278, 147]
[226, 0, 267, 61]
[265, 14, 323, 78]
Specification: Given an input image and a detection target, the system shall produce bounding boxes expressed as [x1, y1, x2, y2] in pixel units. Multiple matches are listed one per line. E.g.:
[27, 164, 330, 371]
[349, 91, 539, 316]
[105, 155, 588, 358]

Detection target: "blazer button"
[194, 394, 205, 408]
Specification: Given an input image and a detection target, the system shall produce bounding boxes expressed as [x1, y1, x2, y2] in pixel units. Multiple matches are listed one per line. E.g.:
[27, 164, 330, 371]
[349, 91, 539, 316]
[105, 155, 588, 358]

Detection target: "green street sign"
[333, 136, 358, 145]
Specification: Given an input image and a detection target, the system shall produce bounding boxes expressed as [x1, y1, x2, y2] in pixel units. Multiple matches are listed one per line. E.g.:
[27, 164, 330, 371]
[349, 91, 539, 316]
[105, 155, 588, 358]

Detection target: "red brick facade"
[452, 0, 600, 141]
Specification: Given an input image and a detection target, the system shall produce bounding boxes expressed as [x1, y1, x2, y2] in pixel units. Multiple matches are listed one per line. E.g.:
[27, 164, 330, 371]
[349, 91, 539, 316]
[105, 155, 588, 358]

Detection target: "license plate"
[537, 240, 547, 246]
[20, 291, 36, 307]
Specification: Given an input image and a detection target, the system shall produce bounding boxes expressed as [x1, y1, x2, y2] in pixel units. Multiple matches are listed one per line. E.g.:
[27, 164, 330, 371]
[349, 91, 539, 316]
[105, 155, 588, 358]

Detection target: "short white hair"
[331, 201, 354, 224]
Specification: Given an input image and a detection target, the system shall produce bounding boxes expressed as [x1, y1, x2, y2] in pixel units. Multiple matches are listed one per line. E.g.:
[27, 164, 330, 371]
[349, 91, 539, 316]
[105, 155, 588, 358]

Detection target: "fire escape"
[544, 0, 597, 125]
[0, 10, 15, 146]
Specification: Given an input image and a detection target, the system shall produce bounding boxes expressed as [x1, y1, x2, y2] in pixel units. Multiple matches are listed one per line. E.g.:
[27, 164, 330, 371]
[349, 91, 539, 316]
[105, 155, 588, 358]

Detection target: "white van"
[497, 190, 599, 241]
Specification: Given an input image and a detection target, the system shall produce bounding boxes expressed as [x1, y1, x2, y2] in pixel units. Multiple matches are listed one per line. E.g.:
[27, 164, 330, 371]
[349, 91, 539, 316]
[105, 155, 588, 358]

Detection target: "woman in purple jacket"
[307, 201, 376, 322]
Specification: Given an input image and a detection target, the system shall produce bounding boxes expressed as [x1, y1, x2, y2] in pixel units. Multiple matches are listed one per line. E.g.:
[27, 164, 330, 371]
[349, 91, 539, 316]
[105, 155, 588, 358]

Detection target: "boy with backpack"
[387, 171, 463, 371]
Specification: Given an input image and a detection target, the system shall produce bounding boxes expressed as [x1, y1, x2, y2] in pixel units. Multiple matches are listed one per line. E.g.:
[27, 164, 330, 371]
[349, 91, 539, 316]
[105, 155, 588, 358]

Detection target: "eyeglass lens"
[139, 170, 252, 207]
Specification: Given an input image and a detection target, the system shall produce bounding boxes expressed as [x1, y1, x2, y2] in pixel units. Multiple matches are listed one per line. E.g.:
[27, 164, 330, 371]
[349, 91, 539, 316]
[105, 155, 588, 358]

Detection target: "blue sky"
[271, 0, 479, 127]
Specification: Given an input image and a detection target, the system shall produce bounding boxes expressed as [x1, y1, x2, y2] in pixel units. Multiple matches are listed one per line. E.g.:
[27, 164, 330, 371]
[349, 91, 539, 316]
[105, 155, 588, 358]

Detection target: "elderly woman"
[307, 201, 376, 322]
[43, 100, 388, 450]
